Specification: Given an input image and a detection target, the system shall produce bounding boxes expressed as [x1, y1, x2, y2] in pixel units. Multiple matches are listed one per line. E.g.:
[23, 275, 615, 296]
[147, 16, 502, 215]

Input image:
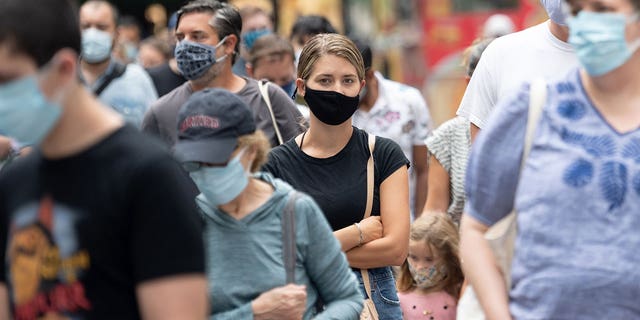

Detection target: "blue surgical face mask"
[540, 0, 568, 26]
[568, 11, 640, 76]
[82, 28, 114, 63]
[175, 36, 228, 80]
[242, 28, 271, 50]
[280, 80, 296, 99]
[189, 150, 249, 207]
[0, 74, 62, 146]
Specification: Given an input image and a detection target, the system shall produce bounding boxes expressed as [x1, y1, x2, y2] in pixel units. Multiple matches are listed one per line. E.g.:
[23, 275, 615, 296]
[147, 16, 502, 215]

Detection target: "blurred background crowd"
[106, 0, 549, 127]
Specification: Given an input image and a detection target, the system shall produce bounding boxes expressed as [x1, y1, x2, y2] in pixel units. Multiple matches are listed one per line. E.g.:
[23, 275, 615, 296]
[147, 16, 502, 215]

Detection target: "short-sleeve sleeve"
[456, 40, 498, 129]
[374, 136, 410, 183]
[464, 83, 530, 226]
[129, 155, 205, 283]
[425, 119, 457, 172]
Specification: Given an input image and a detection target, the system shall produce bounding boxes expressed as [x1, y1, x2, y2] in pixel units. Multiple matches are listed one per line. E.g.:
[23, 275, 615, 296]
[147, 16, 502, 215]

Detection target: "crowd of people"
[0, 0, 638, 319]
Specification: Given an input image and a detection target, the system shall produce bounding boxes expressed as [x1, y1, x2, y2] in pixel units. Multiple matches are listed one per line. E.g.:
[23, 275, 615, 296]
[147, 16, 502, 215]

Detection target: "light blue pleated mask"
[0, 75, 62, 146]
[568, 11, 640, 76]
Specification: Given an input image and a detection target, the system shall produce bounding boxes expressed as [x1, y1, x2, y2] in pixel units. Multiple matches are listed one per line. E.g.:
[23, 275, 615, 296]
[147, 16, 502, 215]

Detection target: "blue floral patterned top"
[465, 68, 640, 319]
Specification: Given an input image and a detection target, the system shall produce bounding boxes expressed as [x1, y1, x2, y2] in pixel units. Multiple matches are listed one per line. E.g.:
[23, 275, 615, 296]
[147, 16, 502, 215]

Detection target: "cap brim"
[174, 138, 237, 164]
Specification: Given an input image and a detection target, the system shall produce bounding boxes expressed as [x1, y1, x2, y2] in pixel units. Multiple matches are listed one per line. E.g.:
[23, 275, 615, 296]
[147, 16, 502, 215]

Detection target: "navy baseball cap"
[174, 88, 256, 165]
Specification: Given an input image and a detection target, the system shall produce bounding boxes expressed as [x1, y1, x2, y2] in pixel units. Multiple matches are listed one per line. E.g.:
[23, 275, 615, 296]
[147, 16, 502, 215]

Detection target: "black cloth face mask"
[303, 87, 360, 125]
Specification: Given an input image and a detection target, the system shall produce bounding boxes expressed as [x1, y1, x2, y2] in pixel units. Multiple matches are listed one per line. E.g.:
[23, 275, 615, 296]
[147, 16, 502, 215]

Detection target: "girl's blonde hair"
[296, 33, 365, 82]
[237, 130, 271, 172]
[396, 213, 464, 298]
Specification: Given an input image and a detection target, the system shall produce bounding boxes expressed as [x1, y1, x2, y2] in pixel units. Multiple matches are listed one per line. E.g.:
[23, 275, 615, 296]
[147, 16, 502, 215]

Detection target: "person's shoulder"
[480, 22, 547, 56]
[149, 82, 190, 110]
[120, 63, 152, 81]
[0, 152, 40, 187]
[268, 138, 298, 159]
[360, 127, 406, 157]
[146, 63, 170, 77]
[105, 125, 171, 157]
[240, 76, 260, 92]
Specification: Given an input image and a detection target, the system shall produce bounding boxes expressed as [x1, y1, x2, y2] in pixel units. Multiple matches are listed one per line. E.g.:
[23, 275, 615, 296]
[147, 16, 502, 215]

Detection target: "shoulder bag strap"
[258, 80, 284, 145]
[282, 191, 299, 284]
[364, 133, 376, 219]
[361, 133, 377, 301]
[522, 78, 547, 166]
[94, 61, 127, 96]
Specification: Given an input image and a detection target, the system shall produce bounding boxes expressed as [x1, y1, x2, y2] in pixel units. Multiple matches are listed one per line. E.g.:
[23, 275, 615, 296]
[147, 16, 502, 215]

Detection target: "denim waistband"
[352, 266, 395, 281]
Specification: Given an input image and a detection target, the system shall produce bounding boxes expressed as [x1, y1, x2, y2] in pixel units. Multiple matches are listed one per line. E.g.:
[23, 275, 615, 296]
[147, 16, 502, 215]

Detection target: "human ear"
[295, 78, 305, 97]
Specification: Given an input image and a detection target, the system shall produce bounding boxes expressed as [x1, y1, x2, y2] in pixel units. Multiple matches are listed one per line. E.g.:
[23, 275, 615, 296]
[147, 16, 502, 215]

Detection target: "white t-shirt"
[456, 21, 577, 129]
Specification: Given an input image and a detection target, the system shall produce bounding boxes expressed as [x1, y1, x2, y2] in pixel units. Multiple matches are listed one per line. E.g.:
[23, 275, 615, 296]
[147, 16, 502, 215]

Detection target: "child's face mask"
[408, 262, 447, 289]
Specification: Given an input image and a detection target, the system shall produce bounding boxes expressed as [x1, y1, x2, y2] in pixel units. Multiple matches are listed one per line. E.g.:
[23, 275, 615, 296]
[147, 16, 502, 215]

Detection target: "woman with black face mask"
[263, 33, 410, 320]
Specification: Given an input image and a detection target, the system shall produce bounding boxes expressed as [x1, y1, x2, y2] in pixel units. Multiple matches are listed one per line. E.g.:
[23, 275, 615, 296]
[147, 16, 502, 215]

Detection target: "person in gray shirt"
[142, 0, 303, 148]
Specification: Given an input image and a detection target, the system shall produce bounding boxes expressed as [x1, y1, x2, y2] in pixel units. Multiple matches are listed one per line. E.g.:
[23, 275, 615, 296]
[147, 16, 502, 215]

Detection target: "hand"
[359, 216, 383, 244]
[252, 284, 307, 320]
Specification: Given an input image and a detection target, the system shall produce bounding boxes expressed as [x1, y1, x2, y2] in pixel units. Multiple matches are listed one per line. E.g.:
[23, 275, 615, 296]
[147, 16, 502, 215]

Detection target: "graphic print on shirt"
[7, 195, 91, 320]
[555, 81, 640, 211]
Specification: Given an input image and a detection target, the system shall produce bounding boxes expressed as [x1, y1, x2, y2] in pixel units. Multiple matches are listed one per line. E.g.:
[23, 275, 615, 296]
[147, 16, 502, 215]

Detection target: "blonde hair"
[296, 33, 365, 82]
[396, 213, 464, 298]
[237, 130, 271, 172]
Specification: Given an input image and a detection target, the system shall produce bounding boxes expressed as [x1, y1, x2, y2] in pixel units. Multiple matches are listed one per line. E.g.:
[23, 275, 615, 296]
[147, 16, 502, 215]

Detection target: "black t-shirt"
[0, 125, 204, 319]
[263, 127, 409, 231]
[147, 62, 186, 97]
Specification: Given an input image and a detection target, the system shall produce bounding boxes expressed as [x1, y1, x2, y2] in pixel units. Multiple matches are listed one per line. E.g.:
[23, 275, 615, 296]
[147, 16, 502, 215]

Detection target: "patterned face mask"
[408, 263, 448, 289]
[175, 36, 228, 80]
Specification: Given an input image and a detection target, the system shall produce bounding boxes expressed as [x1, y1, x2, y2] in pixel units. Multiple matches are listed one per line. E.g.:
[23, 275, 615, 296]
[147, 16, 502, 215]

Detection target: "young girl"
[397, 214, 464, 320]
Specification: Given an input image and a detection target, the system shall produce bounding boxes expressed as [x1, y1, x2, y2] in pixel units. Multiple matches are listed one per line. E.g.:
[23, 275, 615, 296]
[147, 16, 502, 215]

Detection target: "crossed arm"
[333, 166, 410, 269]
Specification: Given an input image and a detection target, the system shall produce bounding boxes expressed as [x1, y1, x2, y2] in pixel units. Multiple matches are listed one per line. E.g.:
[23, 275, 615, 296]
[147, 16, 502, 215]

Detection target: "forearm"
[333, 224, 361, 252]
[460, 215, 511, 319]
[413, 169, 428, 217]
[346, 235, 407, 269]
[422, 156, 451, 215]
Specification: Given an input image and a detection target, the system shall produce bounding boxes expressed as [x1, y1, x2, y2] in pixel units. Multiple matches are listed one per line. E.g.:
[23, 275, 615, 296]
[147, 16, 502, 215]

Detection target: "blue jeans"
[354, 267, 402, 320]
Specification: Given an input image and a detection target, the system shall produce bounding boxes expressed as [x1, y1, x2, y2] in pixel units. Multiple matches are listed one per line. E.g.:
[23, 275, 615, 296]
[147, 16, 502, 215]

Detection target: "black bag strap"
[94, 61, 127, 96]
[282, 191, 299, 284]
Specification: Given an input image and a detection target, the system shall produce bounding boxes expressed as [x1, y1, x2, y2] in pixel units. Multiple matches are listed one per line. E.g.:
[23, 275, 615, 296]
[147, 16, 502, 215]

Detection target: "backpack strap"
[282, 191, 300, 284]
[94, 61, 127, 96]
[258, 80, 284, 145]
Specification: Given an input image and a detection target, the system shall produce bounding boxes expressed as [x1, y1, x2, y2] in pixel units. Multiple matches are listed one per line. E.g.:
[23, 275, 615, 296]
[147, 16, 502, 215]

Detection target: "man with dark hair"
[289, 15, 337, 64]
[143, 0, 303, 148]
[0, 0, 208, 318]
[79, 0, 158, 127]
